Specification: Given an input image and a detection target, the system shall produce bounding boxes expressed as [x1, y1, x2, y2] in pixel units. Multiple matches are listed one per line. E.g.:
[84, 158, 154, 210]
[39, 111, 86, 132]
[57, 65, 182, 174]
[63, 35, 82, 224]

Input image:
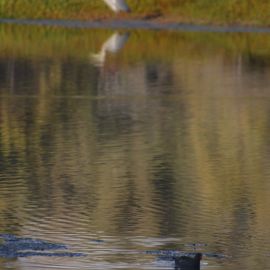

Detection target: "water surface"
[1, 23, 270, 270]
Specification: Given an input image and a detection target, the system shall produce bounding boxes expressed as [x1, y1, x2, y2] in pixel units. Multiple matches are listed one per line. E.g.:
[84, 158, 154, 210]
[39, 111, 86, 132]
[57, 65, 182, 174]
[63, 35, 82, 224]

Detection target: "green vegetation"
[0, 0, 270, 26]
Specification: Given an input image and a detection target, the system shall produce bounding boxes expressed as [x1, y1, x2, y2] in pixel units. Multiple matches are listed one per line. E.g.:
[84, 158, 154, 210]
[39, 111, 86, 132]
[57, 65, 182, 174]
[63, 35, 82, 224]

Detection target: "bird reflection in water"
[91, 32, 130, 67]
[174, 253, 202, 270]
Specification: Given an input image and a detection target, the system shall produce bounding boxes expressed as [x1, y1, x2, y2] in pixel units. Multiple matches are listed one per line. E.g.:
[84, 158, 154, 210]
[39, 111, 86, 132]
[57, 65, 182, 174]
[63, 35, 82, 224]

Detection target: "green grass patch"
[0, 0, 270, 25]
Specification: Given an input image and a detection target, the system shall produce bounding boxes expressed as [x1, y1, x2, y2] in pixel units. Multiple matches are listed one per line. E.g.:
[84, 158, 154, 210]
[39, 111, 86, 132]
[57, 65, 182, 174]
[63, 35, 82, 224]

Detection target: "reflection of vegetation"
[1, 24, 270, 65]
[0, 0, 270, 25]
[1, 25, 270, 266]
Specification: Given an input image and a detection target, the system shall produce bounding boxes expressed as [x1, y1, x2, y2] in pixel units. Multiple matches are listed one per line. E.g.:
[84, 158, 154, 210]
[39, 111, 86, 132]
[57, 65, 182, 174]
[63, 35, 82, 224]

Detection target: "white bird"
[103, 0, 131, 12]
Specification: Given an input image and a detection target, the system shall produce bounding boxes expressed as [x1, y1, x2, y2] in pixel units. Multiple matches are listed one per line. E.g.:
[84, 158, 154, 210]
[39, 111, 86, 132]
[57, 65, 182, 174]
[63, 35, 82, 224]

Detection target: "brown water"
[1, 22, 270, 270]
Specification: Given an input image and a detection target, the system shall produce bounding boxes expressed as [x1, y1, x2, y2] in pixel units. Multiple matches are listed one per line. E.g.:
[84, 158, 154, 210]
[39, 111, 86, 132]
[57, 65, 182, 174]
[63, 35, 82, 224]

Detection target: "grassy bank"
[0, 0, 270, 26]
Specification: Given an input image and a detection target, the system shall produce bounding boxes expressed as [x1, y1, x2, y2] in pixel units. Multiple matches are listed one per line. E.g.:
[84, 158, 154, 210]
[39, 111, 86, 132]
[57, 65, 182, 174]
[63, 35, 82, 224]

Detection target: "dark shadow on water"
[0, 234, 84, 258]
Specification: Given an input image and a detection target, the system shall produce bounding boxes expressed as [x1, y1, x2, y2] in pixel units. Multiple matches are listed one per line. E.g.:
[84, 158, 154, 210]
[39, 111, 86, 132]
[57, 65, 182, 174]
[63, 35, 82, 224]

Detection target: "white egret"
[103, 0, 131, 12]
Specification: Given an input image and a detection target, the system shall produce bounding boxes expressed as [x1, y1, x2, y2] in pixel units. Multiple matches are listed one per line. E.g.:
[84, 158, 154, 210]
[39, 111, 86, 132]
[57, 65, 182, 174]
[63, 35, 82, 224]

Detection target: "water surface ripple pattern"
[0, 23, 270, 270]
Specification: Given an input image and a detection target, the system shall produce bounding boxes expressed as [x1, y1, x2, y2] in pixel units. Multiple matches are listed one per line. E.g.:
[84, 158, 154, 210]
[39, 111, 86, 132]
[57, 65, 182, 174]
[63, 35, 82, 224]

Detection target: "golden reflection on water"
[0, 24, 270, 269]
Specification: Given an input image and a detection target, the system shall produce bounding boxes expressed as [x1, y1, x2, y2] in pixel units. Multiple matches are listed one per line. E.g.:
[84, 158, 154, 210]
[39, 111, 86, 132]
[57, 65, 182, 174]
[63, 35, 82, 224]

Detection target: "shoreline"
[1, 18, 270, 33]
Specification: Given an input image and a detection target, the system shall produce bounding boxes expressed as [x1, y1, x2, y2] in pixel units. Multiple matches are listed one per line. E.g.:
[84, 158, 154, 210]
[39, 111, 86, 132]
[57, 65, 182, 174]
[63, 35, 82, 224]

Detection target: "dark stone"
[174, 253, 202, 270]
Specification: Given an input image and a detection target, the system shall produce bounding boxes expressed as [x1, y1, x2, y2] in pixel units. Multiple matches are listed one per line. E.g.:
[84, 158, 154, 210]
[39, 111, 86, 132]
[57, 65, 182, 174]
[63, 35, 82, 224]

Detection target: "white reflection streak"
[91, 32, 130, 67]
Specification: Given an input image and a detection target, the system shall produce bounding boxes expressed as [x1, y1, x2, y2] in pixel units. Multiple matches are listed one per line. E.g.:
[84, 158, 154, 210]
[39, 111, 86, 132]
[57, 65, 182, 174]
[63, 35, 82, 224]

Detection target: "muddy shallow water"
[0, 21, 270, 270]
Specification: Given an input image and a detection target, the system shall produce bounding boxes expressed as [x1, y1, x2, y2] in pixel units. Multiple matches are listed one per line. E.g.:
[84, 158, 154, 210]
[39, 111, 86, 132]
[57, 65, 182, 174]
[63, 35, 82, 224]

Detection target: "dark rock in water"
[174, 253, 202, 270]
[0, 234, 84, 258]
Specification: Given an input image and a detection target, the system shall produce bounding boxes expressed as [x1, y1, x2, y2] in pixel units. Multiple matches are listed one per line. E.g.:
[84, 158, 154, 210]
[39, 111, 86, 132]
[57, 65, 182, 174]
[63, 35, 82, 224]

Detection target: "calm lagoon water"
[0, 22, 270, 269]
